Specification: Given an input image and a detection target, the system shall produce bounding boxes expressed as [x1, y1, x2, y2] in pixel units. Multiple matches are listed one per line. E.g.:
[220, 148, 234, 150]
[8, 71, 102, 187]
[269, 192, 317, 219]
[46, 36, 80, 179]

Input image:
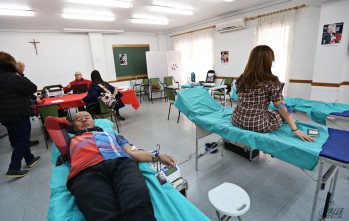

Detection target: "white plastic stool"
[208, 182, 250, 221]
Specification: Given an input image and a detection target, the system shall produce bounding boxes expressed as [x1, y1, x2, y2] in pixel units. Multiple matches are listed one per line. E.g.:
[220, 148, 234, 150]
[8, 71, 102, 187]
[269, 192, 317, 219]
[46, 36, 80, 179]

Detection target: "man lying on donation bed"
[47, 111, 177, 221]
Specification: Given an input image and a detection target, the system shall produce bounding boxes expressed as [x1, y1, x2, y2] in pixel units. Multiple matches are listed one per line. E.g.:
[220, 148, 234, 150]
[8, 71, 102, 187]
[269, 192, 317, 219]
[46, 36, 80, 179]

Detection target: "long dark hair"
[236, 45, 279, 92]
[91, 70, 108, 87]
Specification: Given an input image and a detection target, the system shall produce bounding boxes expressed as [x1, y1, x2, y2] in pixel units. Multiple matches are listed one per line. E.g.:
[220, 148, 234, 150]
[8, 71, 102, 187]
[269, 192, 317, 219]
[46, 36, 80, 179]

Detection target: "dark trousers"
[7, 127, 15, 147]
[68, 158, 156, 221]
[3, 118, 34, 170]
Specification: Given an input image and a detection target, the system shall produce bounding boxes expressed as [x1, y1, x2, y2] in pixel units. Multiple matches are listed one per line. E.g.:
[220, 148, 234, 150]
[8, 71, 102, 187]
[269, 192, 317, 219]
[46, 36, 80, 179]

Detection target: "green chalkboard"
[112, 44, 149, 80]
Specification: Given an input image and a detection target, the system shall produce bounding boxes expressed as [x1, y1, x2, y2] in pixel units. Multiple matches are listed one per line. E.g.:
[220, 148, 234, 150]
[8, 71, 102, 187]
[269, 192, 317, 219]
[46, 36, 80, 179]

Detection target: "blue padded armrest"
[330, 110, 349, 117]
[320, 128, 349, 163]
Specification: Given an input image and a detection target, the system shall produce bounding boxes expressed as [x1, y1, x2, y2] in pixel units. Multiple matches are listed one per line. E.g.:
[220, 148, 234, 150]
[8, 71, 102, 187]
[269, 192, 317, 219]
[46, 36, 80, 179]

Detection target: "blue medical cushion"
[320, 128, 349, 163]
[330, 110, 349, 117]
[175, 87, 329, 170]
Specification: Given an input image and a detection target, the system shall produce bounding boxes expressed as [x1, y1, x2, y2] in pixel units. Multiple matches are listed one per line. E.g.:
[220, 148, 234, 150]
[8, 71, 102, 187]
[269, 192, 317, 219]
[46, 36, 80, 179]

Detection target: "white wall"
[311, 0, 349, 103]
[214, 28, 254, 78]
[0, 32, 93, 89]
[88, 33, 108, 81]
[0, 32, 160, 89]
[1, 1, 347, 103]
[289, 6, 320, 99]
[166, 1, 323, 99]
[213, 5, 321, 94]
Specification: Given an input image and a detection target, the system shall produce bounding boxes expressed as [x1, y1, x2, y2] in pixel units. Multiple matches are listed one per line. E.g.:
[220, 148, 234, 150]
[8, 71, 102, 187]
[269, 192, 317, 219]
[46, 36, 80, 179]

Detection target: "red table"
[39, 89, 140, 110]
[41, 93, 86, 109]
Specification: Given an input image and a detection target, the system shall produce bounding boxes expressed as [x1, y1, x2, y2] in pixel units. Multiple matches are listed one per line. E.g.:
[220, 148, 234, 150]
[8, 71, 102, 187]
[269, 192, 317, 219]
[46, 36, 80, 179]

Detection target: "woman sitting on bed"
[232, 45, 314, 142]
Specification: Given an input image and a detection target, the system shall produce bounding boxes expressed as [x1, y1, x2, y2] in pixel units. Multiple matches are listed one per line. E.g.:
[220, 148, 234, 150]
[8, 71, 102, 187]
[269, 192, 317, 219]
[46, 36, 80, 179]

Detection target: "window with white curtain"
[255, 11, 295, 94]
[172, 28, 214, 84]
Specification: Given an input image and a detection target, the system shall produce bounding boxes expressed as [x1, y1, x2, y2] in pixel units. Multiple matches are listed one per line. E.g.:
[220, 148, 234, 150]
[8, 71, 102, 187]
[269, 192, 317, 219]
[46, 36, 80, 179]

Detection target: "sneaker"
[27, 156, 42, 168]
[116, 115, 126, 121]
[6, 169, 29, 178]
[29, 140, 39, 147]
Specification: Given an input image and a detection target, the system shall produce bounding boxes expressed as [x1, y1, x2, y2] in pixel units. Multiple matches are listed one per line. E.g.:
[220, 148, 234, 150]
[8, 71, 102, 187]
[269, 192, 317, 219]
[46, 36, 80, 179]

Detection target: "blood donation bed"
[176, 87, 349, 221]
[46, 118, 210, 221]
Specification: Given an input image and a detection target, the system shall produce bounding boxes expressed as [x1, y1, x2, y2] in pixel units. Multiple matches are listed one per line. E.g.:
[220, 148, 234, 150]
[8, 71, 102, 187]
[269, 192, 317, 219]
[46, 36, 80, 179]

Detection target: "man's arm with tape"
[116, 134, 176, 168]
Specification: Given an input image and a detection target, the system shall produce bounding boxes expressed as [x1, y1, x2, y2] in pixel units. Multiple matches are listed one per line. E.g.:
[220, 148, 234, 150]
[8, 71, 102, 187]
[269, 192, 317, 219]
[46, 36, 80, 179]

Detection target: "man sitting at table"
[46, 111, 176, 221]
[63, 71, 91, 94]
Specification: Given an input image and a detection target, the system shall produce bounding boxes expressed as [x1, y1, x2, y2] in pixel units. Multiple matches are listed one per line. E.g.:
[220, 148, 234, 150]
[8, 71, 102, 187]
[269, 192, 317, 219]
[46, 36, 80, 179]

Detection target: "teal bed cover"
[176, 87, 329, 171]
[271, 97, 349, 125]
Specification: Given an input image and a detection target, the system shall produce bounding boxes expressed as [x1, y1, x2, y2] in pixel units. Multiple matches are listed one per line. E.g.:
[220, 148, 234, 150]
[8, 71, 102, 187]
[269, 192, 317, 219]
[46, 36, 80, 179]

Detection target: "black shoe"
[27, 156, 42, 168]
[6, 169, 29, 178]
[116, 115, 125, 121]
[29, 140, 39, 147]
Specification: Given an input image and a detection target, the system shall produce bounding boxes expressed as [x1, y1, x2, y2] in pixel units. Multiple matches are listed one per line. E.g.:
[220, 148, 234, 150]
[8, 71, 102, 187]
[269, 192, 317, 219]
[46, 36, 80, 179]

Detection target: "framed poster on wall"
[321, 22, 344, 45]
[221, 51, 229, 64]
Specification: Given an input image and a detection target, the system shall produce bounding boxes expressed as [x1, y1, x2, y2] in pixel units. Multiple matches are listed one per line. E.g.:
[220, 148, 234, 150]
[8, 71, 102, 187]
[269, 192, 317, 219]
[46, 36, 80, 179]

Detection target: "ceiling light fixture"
[222, 0, 235, 2]
[62, 13, 115, 21]
[150, 4, 193, 15]
[0, 8, 34, 16]
[131, 18, 168, 25]
[62, 9, 115, 21]
[63, 28, 124, 33]
[65, 0, 133, 8]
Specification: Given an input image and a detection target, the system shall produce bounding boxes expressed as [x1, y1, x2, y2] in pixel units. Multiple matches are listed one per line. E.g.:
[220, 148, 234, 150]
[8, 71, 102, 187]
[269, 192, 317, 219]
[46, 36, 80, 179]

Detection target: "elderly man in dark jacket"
[4, 60, 41, 148]
[0, 51, 41, 178]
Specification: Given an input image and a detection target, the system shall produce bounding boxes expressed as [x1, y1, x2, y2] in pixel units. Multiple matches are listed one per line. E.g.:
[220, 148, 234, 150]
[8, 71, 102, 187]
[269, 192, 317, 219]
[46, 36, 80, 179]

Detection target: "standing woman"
[0, 51, 41, 178]
[232, 45, 313, 141]
[82, 70, 125, 120]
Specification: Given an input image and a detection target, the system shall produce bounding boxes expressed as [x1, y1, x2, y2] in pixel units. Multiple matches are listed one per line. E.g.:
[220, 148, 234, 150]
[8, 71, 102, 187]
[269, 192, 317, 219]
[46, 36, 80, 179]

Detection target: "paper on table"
[51, 100, 64, 103]
[118, 86, 130, 90]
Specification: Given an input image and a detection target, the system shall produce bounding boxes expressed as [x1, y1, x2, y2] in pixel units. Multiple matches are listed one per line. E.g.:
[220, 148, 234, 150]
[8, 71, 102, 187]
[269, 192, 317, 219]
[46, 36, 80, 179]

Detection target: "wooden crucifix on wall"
[29, 39, 40, 55]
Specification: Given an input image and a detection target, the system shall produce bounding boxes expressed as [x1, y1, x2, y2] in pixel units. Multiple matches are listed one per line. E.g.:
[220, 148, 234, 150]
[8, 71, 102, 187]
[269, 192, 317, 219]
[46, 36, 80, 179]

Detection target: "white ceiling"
[0, 0, 300, 33]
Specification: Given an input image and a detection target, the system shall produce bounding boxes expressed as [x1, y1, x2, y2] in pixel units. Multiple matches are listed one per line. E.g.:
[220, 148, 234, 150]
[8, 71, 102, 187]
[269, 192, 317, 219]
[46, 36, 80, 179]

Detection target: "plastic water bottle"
[191, 72, 195, 83]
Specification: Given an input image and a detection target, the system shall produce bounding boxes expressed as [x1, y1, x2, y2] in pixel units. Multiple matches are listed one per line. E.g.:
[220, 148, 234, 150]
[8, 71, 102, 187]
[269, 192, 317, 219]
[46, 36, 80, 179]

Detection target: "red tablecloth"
[41, 93, 86, 109]
[119, 89, 140, 110]
[39, 89, 140, 110]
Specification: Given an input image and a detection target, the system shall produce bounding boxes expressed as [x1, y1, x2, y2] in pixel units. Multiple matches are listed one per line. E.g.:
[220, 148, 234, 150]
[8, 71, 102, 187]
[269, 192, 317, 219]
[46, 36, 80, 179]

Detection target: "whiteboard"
[146, 51, 168, 80]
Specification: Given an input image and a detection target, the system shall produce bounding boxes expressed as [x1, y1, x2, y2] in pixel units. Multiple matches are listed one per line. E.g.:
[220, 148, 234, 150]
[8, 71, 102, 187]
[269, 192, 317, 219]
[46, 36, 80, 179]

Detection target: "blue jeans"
[3, 118, 34, 171]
